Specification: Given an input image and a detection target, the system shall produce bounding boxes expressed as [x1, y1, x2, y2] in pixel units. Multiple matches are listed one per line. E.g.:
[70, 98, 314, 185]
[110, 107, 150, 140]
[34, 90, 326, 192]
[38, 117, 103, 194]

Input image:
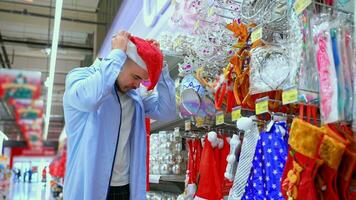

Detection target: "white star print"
[259, 162, 262, 167]
[267, 162, 271, 167]
[262, 156, 265, 160]
[254, 156, 258, 161]
[258, 190, 262, 195]
[259, 149, 262, 154]
[279, 192, 283, 197]
[268, 135, 272, 140]
[279, 149, 284, 153]
[271, 198, 275, 200]
[259, 176, 263, 181]
[254, 169, 257, 174]
[266, 176, 270, 181]
[274, 142, 278, 146]
[253, 183, 257, 188]
[246, 196, 249, 199]
[280, 163, 284, 168]
[262, 142, 266, 146]
[272, 184, 277, 189]
[266, 190, 269, 195]
[274, 156, 278, 161]
[267, 148, 272, 154]
[264, 198, 267, 200]
[285, 156, 288, 160]
[273, 170, 278, 175]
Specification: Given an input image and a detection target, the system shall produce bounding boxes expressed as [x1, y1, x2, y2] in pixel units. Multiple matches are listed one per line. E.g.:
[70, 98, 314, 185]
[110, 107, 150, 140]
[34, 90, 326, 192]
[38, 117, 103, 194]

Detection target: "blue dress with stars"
[241, 121, 289, 200]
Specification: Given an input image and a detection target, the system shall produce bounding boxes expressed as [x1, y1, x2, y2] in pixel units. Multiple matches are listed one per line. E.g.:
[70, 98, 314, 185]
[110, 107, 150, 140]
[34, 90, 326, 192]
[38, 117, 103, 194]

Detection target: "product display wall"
[149, 0, 356, 199]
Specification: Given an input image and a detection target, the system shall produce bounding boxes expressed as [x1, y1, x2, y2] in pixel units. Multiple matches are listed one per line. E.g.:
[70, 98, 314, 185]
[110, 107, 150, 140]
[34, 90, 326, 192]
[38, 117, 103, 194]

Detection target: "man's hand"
[146, 39, 160, 50]
[112, 31, 131, 51]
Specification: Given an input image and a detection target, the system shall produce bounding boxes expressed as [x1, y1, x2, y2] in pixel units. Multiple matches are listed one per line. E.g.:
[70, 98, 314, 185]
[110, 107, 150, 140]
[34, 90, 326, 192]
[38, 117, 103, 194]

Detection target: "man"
[63, 31, 176, 200]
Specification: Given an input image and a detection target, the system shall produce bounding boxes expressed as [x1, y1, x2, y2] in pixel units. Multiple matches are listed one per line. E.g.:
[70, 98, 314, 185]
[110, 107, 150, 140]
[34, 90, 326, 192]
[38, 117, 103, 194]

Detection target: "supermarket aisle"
[6, 181, 53, 200]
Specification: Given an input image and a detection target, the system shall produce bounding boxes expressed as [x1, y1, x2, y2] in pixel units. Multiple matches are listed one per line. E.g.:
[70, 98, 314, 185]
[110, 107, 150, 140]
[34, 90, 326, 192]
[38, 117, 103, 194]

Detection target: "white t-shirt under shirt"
[110, 90, 135, 186]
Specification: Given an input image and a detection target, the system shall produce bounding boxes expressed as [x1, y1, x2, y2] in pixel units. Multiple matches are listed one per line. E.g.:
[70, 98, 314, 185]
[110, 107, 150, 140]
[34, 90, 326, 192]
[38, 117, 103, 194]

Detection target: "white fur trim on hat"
[126, 41, 147, 70]
[207, 131, 218, 148]
[236, 117, 253, 131]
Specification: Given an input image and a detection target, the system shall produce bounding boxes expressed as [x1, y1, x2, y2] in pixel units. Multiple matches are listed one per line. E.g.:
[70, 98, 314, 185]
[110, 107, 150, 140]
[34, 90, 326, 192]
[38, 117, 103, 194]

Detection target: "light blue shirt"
[63, 49, 176, 200]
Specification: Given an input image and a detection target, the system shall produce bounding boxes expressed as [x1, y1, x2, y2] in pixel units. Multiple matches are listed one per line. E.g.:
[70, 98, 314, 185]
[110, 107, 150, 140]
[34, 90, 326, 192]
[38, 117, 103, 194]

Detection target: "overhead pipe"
[2, 37, 93, 51]
[0, 8, 106, 26]
[0, 0, 99, 14]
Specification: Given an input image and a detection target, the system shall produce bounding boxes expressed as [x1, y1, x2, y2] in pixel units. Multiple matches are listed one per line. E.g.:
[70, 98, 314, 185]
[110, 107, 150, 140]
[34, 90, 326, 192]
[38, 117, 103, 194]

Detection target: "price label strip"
[185, 120, 191, 131]
[294, 0, 312, 15]
[195, 117, 204, 128]
[251, 27, 263, 43]
[282, 87, 298, 105]
[216, 111, 225, 125]
[231, 106, 242, 121]
[255, 97, 269, 115]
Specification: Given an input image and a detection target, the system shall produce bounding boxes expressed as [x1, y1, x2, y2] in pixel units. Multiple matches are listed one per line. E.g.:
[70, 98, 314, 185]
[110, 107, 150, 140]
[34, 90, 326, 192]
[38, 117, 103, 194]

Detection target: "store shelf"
[149, 175, 186, 183]
[151, 119, 185, 133]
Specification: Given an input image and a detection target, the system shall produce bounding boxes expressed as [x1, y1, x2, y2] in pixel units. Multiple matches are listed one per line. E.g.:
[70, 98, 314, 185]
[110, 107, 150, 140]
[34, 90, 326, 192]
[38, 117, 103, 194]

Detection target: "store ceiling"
[0, 0, 100, 142]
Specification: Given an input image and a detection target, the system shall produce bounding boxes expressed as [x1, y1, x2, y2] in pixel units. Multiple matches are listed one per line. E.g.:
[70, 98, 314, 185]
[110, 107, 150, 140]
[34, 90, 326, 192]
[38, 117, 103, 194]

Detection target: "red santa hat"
[195, 131, 223, 200]
[126, 36, 164, 91]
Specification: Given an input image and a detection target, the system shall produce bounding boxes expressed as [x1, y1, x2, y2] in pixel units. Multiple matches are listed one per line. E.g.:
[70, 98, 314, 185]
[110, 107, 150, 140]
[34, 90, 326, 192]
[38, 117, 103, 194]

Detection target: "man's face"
[116, 58, 149, 93]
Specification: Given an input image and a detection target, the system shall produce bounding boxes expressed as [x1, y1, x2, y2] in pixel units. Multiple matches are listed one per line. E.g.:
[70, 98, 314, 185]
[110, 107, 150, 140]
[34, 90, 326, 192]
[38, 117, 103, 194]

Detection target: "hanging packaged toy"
[312, 19, 339, 124]
[249, 45, 298, 94]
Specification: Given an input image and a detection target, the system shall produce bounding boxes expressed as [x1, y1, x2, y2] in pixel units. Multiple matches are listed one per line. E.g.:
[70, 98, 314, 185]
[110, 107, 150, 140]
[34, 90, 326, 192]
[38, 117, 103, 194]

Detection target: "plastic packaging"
[249, 45, 298, 94]
[312, 20, 339, 123]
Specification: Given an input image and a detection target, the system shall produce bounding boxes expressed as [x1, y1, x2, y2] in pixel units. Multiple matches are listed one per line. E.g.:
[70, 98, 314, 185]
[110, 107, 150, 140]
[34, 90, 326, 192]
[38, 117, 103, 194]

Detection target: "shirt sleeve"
[142, 64, 177, 121]
[64, 49, 127, 112]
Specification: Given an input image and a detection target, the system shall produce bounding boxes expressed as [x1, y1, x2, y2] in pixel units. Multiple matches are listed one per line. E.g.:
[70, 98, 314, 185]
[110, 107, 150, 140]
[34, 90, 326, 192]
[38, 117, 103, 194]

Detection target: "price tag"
[282, 87, 298, 105]
[174, 127, 180, 133]
[185, 120, 191, 131]
[294, 0, 312, 15]
[194, 20, 200, 30]
[266, 120, 274, 132]
[149, 175, 161, 184]
[208, 7, 215, 17]
[251, 27, 262, 43]
[195, 117, 204, 128]
[255, 97, 269, 115]
[216, 112, 224, 125]
[231, 107, 242, 121]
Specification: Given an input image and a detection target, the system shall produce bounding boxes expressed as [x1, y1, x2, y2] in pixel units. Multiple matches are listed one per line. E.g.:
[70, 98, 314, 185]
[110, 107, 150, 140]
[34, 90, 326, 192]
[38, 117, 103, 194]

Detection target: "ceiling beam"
[0, 33, 11, 68]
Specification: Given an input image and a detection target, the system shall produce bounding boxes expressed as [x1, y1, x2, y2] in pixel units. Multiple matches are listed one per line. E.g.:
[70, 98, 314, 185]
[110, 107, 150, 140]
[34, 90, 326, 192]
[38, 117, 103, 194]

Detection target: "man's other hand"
[112, 31, 131, 51]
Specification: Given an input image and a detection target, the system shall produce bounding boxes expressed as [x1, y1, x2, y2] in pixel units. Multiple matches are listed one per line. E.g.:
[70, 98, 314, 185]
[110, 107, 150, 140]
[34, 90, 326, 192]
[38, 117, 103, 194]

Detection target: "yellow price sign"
[185, 120, 191, 131]
[294, 0, 312, 15]
[231, 107, 242, 121]
[255, 97, 269, 115]
[208, 7, 214, 17]
[282, 88, 298, 105]
[216, 112, 224, 125]
[195, 117, 204, 127]
[251, 27, 262, 43]
[194, 20, 200, 30]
